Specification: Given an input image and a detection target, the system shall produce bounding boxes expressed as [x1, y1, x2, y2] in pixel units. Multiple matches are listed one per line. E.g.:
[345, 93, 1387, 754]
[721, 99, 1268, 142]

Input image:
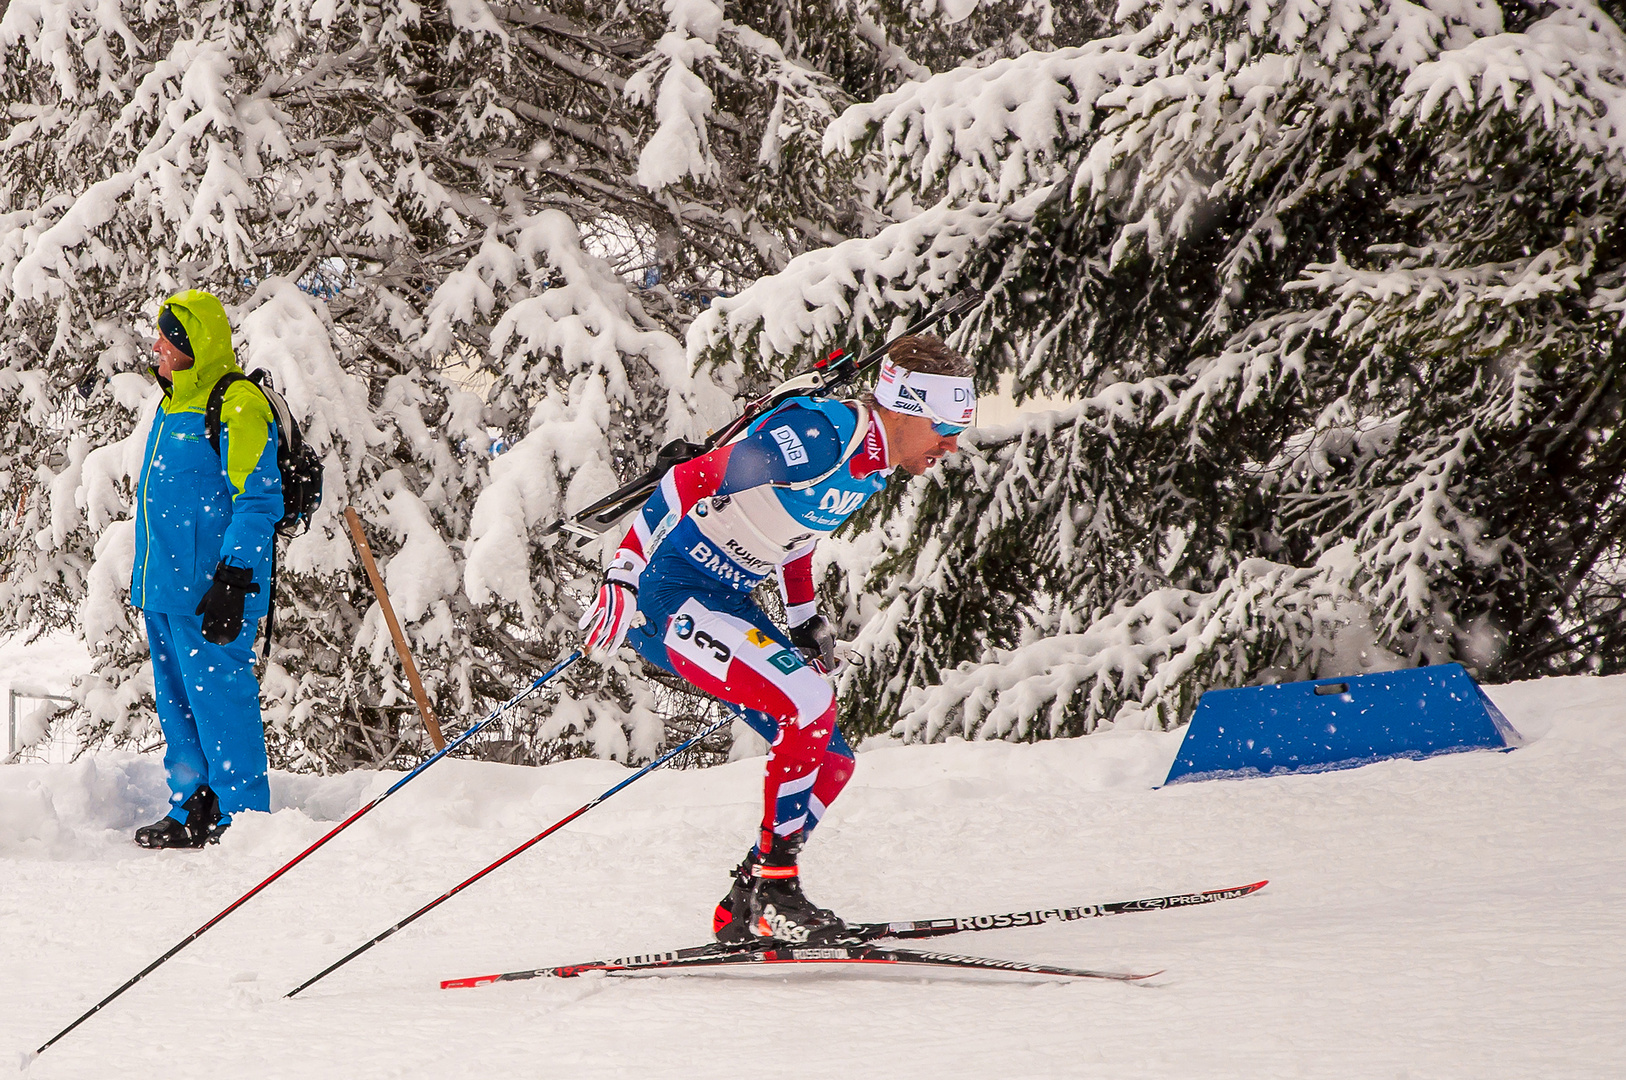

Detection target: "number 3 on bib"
[665, 602, 737, 680]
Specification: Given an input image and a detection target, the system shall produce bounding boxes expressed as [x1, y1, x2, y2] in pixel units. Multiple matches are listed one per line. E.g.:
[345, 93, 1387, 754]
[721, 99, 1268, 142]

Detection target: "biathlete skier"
[577, 334, 977, 945]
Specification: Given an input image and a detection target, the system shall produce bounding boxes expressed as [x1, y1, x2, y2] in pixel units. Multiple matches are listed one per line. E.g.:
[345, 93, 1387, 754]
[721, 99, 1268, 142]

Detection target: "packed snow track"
[3, 674, 1620, 1079]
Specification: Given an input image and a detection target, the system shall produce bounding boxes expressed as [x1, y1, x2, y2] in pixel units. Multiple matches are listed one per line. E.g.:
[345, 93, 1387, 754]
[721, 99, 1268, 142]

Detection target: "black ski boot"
[134, 785, 222, 849]
[712, 849, 762, 945]
[747, 833, 847, 945]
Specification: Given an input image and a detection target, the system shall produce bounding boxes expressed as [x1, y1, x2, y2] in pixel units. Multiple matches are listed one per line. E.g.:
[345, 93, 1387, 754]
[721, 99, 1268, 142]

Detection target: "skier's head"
[866, 334, 976, 476]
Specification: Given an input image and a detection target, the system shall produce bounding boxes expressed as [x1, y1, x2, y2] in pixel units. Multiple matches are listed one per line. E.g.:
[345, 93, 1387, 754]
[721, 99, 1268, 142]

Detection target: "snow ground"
[1, 638, 1622, 1079]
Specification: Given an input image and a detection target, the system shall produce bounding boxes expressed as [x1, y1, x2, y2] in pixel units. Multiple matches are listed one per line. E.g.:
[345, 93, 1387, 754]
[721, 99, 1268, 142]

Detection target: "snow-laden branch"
[688, 189, 1046, 367]
[890, 554, 1365, 740]
[462, 210, 732, 622]
[826, 29, 1161, 207]
[6, 33, 278, 307]
[1357, 427, 1508, 629]
[1394, 1, 1626, 177]
[627, 0, 724, 191]
[237, 280, 388, 576]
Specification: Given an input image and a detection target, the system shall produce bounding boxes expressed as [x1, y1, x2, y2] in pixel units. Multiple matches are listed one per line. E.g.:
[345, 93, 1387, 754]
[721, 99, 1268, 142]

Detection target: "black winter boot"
[134, 785, 222, 849]
[747, 833, 847, 945]
[712, 849, 761, 945]
[133, 816, 195, 849]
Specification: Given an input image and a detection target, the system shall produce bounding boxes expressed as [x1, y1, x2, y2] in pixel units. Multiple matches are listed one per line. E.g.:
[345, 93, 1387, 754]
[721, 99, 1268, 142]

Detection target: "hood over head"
[156, 289, 241, 411]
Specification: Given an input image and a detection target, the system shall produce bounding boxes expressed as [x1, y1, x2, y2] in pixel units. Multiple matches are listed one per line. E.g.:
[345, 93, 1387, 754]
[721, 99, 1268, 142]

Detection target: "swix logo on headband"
[874, 359, 976, 426]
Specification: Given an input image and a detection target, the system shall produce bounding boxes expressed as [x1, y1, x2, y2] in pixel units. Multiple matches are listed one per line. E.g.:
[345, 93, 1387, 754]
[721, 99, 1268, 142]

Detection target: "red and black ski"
[846, 879, 1268, 943]
[443, 944, 1160, 987]
[440, 880, 1263, 990]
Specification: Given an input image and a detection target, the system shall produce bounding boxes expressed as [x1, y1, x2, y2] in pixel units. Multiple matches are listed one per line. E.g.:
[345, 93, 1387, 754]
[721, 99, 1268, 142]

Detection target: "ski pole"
[32, 650, 581, 1059]
[284, 708, 737, 998]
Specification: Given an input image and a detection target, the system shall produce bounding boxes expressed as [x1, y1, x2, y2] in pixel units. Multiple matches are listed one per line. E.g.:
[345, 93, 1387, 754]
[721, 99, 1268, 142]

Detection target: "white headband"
[873, 358, 976, 427]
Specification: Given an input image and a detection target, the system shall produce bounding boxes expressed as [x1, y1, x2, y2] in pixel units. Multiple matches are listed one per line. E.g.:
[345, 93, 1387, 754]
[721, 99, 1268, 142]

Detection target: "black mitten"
[194, 561, 260, 645]
[789, 614, 837, 673]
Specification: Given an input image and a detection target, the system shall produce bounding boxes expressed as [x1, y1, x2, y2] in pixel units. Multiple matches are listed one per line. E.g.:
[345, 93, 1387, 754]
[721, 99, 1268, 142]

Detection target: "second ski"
[443, 944, 1159, 987]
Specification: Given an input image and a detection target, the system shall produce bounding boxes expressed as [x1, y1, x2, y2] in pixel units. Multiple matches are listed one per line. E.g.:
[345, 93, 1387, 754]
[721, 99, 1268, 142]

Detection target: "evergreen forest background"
[2, 0, 1623, 771]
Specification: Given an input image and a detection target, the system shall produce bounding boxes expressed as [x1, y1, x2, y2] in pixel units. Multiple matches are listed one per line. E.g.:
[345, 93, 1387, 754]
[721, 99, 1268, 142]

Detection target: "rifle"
[543, 287, 983, 540]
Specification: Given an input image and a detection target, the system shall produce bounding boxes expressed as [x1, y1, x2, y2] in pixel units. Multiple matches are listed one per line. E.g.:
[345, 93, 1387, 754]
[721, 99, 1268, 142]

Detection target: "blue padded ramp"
[1163, 663, 1521, 785]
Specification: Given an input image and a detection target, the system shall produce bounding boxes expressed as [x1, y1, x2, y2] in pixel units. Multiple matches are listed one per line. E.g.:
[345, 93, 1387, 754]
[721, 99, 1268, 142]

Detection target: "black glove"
[195, 561, 260, 645]
[789, 614, 837, 674]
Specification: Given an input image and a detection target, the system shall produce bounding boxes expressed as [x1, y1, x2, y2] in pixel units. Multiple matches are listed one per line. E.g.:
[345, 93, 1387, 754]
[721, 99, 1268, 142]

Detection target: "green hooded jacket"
[131, 289, 282, 619]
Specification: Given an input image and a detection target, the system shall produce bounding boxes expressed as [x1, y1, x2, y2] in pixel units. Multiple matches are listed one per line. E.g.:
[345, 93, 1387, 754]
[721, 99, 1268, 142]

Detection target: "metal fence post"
[5, 690, 79, 763]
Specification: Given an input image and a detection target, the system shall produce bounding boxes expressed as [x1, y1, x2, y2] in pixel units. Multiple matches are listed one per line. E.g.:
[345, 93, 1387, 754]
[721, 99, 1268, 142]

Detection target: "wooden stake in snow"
[344, 506, 446, 750]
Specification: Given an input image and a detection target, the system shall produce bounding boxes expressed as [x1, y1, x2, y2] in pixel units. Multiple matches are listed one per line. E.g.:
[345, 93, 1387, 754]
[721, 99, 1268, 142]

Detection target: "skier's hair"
[861, 334, 973, 411]
[886, 334, 972, 379]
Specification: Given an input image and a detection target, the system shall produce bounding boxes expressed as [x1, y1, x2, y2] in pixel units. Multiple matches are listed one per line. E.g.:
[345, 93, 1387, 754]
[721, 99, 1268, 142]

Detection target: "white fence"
[6, 689, 77, 764]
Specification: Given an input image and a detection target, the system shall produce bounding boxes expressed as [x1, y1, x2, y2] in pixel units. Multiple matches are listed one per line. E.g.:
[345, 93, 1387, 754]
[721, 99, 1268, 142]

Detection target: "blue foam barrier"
[1163, 663, 1522, 785]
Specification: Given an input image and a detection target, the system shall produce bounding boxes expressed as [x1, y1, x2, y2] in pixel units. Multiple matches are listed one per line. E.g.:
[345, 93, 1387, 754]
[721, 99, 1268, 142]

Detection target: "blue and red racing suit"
[608, 396, 893, 853]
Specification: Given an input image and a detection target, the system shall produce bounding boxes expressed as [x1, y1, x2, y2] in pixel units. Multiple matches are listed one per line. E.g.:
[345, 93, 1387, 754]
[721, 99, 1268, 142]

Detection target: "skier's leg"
[169, 613, 270, 824]
[629, 587, 846, 942]
[628, 575, 839, 844]
[655, 602, 846, 943]
[707, 703, 783, 943]
[760, 698, 839, 849]
[803, 724, 855, 837]
[650, 597, 836, 850]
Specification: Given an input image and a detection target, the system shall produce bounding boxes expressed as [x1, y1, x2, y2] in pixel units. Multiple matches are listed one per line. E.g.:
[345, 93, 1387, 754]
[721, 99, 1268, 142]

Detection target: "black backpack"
[205, 369, 324, 537]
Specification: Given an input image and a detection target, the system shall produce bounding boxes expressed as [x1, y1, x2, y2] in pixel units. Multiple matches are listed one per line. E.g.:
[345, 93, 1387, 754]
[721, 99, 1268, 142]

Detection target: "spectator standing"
[130, 289, 282, 848]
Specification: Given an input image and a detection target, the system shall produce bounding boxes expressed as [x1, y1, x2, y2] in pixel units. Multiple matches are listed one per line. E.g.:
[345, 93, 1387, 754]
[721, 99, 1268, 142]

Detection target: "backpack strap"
[259, 536, 277, 669]
[208, 369, 298, 455]
[204, 372, 252, 456]
[250, 371, 303, 456]
[205, 369, 283, 666]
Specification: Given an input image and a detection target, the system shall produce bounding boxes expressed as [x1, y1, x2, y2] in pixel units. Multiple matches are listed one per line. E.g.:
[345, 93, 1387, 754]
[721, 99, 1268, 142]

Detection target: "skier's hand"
[789, 614, 837, 674]
[579, 579, 638, 659]
[194, 561, 260, 645]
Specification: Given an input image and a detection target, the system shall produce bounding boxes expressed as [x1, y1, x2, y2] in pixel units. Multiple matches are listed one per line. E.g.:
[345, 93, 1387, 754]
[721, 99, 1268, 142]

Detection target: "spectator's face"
[153, 334, 194, 380]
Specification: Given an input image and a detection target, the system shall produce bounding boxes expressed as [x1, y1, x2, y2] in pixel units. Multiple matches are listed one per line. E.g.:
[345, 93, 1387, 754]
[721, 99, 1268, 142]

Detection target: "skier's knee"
[785, 672, 834, 731]
[768, 690, 836, 763]
[820, 743, 854, 787]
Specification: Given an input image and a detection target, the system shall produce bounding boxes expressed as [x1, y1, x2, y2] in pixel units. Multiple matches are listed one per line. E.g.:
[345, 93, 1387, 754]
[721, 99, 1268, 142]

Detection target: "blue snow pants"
[143, 610, 270, 822]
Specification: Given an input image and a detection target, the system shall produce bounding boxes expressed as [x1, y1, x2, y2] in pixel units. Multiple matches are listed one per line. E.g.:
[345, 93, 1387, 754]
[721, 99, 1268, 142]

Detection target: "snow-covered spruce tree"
[693, 0, 1626, 743]
[729, 0, 1110, 110]
[0, 0, 897, 768]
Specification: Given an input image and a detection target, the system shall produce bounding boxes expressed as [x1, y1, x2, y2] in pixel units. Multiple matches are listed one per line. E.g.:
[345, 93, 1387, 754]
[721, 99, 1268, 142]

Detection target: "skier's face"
[890, 413, 962, 477]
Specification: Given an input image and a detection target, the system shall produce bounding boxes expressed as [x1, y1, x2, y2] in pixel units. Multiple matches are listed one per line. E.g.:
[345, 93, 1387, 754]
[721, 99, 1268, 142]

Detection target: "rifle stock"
[540, 287, 983, 538]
